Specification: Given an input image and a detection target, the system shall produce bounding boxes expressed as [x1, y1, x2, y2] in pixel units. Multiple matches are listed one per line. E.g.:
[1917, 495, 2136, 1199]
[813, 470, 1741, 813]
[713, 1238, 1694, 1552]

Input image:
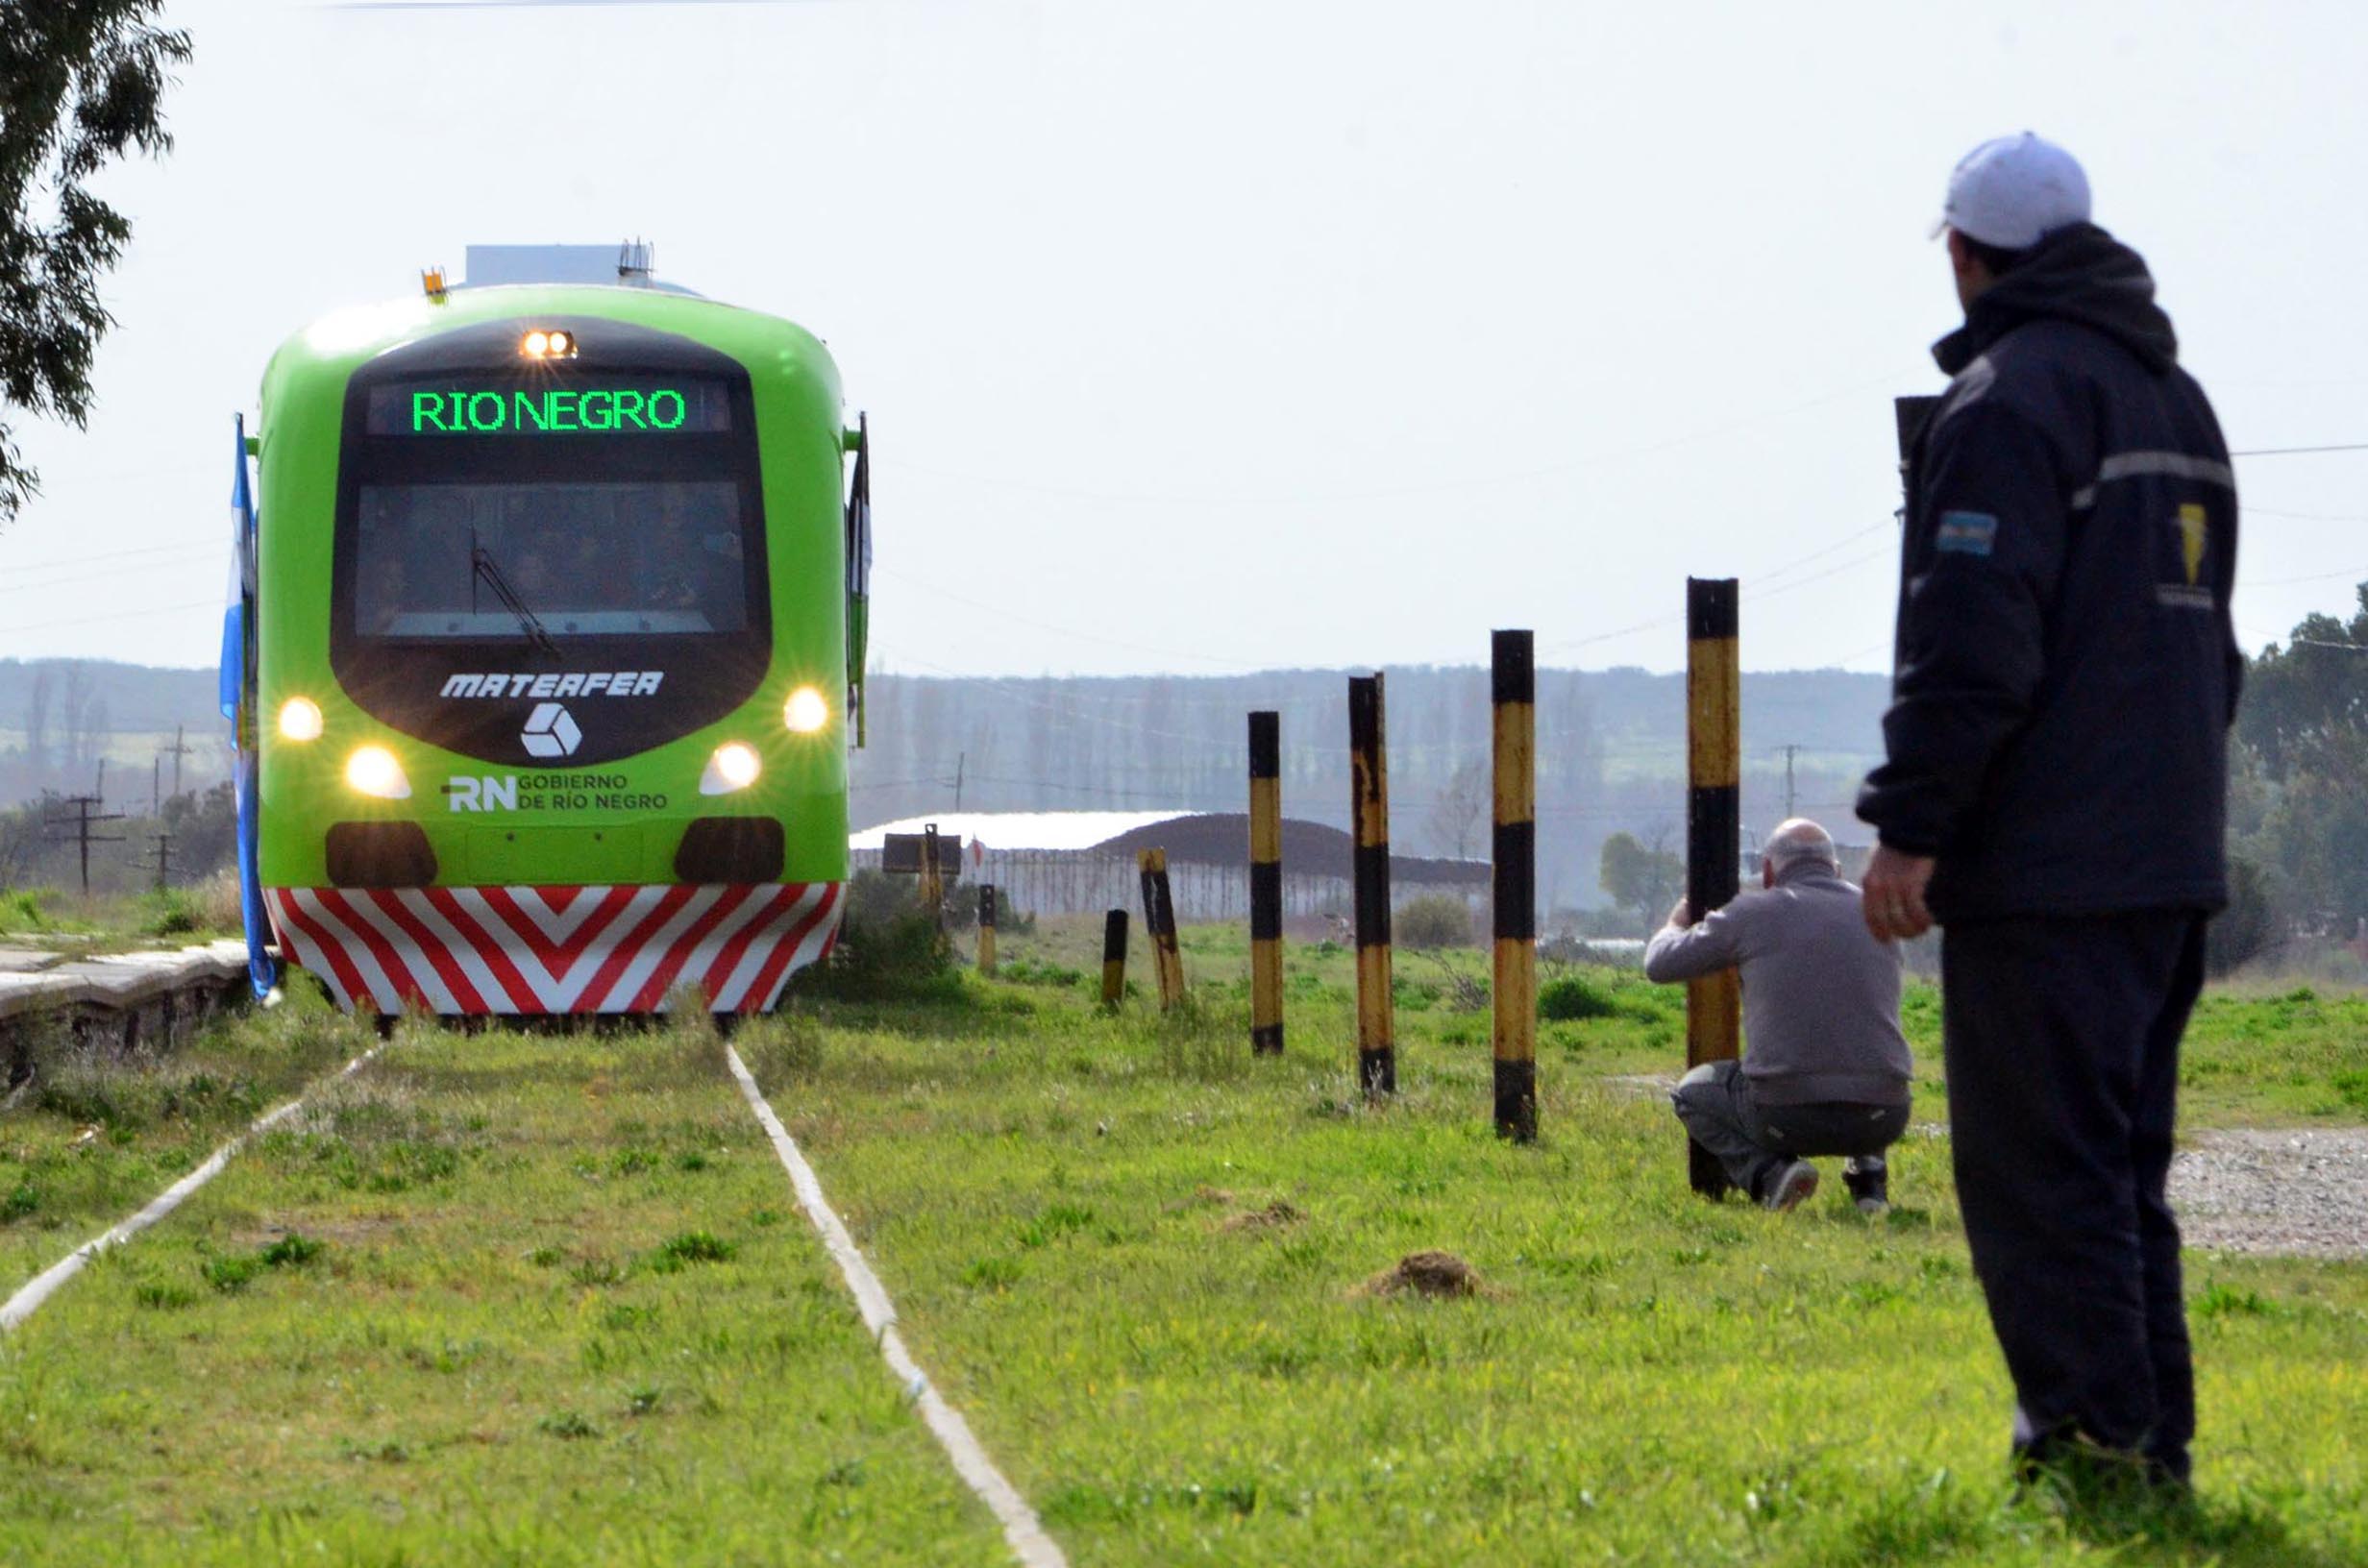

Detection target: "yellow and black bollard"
[1492, 630, 1538, 1142]
[1100, 909, 1129, 1008]
[1685, 577, 1742, 1196]
[1138, 848, 1186, 1009]
[1248, 711, 1284, 1055]
[976, 884, 998, 975]
[1348, 674, 1394, 1097]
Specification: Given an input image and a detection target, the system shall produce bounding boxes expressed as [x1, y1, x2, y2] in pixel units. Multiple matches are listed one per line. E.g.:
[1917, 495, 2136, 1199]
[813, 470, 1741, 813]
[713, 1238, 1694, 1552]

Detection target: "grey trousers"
[1673, 1061, 1911, 1201]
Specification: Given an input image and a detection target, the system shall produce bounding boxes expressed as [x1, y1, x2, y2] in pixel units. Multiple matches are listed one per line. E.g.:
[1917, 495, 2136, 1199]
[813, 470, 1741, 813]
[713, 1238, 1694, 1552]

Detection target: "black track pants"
[1940, 912, 2207, 1479]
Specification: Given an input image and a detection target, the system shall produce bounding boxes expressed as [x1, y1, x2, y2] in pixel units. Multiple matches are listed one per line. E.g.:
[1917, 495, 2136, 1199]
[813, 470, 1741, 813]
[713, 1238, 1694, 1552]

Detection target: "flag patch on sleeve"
[1935, 511, 1998, 556]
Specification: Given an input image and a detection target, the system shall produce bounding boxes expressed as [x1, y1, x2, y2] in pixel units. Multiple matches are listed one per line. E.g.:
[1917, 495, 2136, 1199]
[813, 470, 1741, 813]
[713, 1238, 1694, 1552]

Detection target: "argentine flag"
[221, 416, 279, 998]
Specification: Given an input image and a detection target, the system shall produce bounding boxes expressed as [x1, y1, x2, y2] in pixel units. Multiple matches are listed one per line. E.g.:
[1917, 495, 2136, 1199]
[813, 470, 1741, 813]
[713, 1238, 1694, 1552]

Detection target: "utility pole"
[44, 796, 126, 894]
[953, 751, 966, 812]
[1778, 744, 1801, 820]
[160, 723, 192, 800]
[152, 756, 161, 817]
[148, 831, 174, 892]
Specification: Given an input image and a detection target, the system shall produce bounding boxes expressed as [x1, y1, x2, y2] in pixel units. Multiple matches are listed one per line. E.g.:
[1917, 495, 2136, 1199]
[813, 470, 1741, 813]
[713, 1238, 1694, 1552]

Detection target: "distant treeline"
[851, 667, 1892, 913]
[0, 658, 230, 806]
[0, 657, 1899, 915]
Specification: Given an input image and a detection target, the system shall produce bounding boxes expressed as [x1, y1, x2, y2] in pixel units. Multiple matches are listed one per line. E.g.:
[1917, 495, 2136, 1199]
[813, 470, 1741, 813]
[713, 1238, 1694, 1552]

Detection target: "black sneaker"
[1843, 1155, 1888, 1216]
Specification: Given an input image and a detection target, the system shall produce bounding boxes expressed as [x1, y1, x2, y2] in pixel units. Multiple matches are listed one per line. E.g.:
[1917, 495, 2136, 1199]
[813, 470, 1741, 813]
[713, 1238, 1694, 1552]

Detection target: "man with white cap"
[1858, 134, 2242, 1494]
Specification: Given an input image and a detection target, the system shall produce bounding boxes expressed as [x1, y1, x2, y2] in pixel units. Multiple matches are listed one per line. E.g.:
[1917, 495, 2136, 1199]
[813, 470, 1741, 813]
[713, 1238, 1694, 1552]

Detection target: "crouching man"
[1643, 819, 1913, 1212]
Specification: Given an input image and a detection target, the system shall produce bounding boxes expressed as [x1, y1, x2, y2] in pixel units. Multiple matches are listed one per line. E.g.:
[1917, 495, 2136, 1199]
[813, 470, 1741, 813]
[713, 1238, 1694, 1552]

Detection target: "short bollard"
[1247, 710, 1284, 1055]
[1348, 673, 1394, 1097]
[1100, 909, 1129, 1008]
[1137, 848, 1186, 1009]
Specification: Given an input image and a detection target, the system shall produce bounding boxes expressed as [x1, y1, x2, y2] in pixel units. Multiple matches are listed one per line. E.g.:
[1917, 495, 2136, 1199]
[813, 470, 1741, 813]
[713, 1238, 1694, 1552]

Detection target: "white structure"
[849, 811, 1189, 856]
[848, 809, 1486, 922]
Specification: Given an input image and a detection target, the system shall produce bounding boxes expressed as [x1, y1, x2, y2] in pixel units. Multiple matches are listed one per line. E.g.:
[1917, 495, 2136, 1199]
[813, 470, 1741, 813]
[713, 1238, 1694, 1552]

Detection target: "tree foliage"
[0, 1, 188, 523]
[1598, 829, 1682, 929]
[1394, 894, 1472, 950]
[2233, 587, 2368, 784]
[2227, 585, 2368, 944]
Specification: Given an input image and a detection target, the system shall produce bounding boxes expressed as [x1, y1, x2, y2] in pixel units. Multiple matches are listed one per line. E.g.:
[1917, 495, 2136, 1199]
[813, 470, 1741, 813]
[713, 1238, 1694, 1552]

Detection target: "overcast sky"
[4, 0, 2365, 679]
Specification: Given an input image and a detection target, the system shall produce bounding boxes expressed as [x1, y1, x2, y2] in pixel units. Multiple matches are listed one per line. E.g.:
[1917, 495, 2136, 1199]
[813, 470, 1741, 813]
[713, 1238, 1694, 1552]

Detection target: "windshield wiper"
[471, 543, 560, 655]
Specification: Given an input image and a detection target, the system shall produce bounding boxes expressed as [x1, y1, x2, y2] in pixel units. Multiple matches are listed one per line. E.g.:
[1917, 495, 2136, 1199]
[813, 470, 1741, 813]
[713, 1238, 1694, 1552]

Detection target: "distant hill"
[0, 658, 1893, 910]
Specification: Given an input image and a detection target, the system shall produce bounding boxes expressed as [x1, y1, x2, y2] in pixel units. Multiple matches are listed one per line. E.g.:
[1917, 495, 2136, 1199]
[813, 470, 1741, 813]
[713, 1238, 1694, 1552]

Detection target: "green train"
[222, 252, 868, 1014]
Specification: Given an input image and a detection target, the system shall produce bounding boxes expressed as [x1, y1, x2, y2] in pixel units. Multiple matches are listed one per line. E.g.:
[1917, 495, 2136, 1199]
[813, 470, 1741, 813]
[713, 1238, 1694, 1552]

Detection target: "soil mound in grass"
[1361, 1249, 1488, 1300]
[1220, 1200, 1305, 1233]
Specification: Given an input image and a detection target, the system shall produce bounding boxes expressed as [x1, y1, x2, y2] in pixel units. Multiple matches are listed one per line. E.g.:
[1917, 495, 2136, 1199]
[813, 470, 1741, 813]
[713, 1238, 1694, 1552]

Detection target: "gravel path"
[1601, 1074, 2368, 1260]
[2168, 1128, 2368, 1260]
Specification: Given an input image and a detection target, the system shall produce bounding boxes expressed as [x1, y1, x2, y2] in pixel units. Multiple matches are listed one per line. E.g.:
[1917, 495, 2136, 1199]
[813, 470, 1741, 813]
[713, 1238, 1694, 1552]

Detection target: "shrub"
[790, 872, 961, 1003]
[1539, 974, 1618, 1022]
[140, 887, 201, 937]
[1395, 895, 1473, 950]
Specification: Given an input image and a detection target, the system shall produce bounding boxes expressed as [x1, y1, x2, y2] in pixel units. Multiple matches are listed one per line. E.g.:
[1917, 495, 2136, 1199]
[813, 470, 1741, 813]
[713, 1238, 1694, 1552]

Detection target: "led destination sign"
[411, 387, 683, 434]
[366, 378, 731, 437]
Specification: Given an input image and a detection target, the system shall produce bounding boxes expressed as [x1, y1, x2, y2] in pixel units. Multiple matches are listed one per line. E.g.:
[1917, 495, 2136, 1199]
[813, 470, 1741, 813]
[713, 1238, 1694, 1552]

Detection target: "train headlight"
[344, 745, 411, 799]
[520, 329, 576, 359]
[783, 686, 829, 734]
[278, 697, 324, 742]
[701, 741, 762, 796]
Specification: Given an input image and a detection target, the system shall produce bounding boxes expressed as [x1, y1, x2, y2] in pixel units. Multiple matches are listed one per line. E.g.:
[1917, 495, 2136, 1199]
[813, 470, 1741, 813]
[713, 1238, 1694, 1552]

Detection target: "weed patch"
[202, 1255, 260, 1294]
[259, 1233, 324, 1268]
[650, 1231, 736, 1270]
[2195, 1281, 2279, 1318]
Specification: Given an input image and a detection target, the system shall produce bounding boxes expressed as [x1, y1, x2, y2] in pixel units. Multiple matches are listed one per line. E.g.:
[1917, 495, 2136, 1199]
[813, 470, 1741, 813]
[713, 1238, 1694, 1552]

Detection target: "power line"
[2231, 443, 2368, 457]
[0, 539, 219, 576]
[0, 548, 220, 600]
[0, 597, 219, 638]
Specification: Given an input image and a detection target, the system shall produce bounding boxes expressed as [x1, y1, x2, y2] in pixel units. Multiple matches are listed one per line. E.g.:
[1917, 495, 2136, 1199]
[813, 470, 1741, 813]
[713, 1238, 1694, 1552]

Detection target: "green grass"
[1, 921, 2362, 1564]
[754, 918, 2366, 1564]
[0, 991, 370, 1285]
[2181, 985, 2368, 1122]
[0, 1016, 1009, 1565]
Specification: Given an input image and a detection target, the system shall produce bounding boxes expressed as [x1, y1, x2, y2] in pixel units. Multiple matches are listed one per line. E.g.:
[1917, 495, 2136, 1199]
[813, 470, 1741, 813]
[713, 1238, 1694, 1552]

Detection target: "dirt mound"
[1360, 1249, 1489, 1300]
[1219, 1200, 1306, 1233]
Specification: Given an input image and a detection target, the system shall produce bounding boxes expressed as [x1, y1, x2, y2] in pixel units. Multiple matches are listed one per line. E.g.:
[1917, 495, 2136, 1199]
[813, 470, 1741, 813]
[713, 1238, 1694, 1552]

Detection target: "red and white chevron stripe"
[263, 883, 844, 1016]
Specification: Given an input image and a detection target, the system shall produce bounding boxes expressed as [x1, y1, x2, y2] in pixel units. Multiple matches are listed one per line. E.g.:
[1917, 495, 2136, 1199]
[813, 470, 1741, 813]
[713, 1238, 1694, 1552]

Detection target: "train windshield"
[327, 321, 775, 766]
[352, 479, 751, 639]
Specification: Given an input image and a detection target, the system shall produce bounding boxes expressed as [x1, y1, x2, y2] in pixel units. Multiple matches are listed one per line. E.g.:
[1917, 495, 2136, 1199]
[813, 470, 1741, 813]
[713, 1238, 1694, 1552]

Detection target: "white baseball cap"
[1933, 133, 2091, 249]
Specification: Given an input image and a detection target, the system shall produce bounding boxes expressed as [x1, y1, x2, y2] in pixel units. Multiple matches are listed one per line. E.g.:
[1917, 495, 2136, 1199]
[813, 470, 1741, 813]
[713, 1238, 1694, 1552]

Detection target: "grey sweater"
[1642, 867, 1912, 1107]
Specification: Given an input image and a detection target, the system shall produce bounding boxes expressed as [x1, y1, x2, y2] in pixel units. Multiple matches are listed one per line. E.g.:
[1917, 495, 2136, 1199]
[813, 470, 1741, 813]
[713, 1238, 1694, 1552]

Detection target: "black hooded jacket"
[1857, 224, 2241, 920]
